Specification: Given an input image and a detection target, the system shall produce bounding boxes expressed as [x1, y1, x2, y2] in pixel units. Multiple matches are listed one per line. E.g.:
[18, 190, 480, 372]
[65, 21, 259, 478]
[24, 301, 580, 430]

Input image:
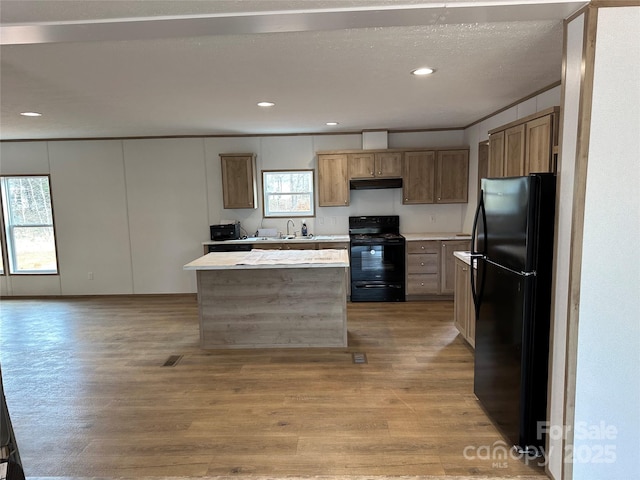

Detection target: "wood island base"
[196, 267, 347, 349]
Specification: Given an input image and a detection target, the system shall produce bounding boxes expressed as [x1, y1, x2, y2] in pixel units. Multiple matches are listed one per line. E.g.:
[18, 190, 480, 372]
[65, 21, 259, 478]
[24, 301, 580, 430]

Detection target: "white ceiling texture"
[0, 0, 588, 140]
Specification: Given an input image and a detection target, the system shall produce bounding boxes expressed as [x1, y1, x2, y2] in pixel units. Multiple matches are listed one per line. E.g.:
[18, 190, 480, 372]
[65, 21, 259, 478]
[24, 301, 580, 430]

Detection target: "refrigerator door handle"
[471, 190, 487, 313]
[485, 258, 536, 277]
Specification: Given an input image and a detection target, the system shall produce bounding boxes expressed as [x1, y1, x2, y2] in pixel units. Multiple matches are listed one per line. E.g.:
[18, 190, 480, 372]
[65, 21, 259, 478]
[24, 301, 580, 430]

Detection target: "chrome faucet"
[287, 219, 295, 236]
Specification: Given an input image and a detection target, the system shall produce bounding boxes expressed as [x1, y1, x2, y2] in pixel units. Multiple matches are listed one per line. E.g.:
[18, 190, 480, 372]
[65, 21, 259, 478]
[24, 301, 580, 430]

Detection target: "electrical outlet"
[88, 272, 93, 280]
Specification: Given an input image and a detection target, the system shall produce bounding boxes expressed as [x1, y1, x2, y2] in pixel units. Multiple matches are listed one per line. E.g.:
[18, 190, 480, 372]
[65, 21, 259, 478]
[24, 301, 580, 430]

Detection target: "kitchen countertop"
[184, 249, 350, 270]
[454, 250, 477, 268]
[203, 234, 349, 246]
[204, 233, 470, 246]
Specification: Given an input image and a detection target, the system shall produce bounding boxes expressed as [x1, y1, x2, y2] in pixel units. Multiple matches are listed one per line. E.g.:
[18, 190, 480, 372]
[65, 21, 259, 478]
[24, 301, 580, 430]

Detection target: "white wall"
[572, 7, 640, 479]
[49, 141, 133, 295]
[123, 138, 209, 294]
[546, 11, 583, 480]
[1, 130, 473, 296]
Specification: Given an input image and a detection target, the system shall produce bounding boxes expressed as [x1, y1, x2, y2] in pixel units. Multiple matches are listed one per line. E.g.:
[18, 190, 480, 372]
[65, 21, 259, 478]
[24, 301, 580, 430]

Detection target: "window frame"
[261, 169, 316, 219]
[0, 174, 60, 275]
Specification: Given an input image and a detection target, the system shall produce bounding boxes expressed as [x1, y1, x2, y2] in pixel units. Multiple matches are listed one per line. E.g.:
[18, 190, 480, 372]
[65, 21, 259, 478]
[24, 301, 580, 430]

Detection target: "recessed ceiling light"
[326, 122, 339, 126]
[411, 67, 435, 76]
[20, 111, 42, 117]
[257, 101, 275, 107]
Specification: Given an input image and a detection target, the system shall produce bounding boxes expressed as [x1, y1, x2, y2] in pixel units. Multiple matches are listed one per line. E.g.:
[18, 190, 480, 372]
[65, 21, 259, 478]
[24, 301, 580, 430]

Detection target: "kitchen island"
[184, 249, 349, 349]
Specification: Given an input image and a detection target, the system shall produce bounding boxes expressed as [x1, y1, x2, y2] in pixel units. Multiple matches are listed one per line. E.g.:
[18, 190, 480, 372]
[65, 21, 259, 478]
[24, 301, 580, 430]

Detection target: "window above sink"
[262, 169, 314, 218]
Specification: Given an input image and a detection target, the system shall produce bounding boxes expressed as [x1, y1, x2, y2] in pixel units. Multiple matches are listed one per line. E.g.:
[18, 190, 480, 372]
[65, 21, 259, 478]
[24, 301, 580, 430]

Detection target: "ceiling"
[0, 0, 588, 141]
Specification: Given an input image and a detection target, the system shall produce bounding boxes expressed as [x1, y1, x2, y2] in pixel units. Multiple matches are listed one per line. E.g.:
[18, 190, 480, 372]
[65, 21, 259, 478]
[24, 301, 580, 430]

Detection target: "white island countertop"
[184, 248, 350, 270]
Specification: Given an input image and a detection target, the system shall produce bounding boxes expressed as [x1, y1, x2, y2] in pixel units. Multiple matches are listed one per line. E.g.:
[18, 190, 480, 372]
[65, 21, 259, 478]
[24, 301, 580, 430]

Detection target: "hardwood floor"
[0, 295, 547, 479]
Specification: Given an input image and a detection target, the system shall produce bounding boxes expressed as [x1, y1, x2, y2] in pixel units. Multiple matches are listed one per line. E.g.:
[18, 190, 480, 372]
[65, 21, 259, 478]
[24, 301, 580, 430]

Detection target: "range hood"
[349, 178, 403, 190]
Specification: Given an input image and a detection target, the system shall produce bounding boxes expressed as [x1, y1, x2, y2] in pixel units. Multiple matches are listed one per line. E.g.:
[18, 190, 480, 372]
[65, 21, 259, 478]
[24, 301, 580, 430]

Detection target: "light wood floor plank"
[0, 295, 547, 478]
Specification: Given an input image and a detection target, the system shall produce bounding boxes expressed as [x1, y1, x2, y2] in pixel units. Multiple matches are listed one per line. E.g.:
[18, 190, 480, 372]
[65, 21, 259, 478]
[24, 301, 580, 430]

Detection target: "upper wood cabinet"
[220, 153, 257, 209]
[317, 154, 349, 207]
[349, 152, 402, 179]
[526, 114, 554, 174]
[504, 124, 526, 177]
[403, 149, 469, 204]
[487, 106, 559, 179]
[488, 130, 505, 178]
[403, 151, 435, 204]
[436, 150, 469, 203]
[317, 146, 468, 207]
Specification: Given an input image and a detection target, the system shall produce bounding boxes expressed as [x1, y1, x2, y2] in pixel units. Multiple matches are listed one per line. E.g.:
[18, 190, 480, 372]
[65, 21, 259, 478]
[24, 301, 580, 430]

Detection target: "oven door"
[350, 242, 405, 301]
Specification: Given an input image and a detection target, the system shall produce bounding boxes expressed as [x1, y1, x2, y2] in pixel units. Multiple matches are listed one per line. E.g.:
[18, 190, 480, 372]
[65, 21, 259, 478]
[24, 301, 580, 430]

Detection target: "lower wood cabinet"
[406, 239, 470, 298]
[441, 240, 471, 294]
[453, 257, 475, 348]
[256, 242, 318, 250]
[406, 241, 440, 295]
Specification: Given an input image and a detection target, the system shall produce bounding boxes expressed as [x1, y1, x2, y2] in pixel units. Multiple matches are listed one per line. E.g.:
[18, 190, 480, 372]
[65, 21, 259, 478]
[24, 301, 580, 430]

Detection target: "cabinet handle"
[463, 267, 468, 271]
[421, 282, 424, 286]
[420, 262, 425, 266]
[421, 246, 425, 250]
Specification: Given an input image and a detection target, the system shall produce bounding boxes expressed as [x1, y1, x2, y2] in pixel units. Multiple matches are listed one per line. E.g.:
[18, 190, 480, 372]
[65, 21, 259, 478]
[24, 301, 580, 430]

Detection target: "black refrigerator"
[470, 173, 556, 454]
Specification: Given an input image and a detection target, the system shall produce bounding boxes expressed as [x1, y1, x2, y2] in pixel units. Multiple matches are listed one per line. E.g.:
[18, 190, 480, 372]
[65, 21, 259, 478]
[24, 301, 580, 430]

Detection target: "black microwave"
[210, 222, 241, 241]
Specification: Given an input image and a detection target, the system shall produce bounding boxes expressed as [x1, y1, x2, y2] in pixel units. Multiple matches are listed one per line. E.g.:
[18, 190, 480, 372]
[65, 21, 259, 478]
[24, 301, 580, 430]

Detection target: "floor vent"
[352, 352, 368, 364]
[163, 355, 183, 367]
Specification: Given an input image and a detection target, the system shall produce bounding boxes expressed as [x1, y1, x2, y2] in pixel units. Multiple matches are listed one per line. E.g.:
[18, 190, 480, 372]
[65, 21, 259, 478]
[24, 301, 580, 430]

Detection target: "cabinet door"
[466, 270, 476, 348]
[436, 150, 469, 203]
[526, 114, 553, 174]
[504, 124, 525, 177]
[318, 154, 349, 207]
[374, 152, 403, 178]
[348, 152, 375, 179]
[441, 240, 470, 294]
[220, 155, 257, 209]
[453, 259, 469, 338]
[488, 131, 505, 178]
[403, 151, 435, 204]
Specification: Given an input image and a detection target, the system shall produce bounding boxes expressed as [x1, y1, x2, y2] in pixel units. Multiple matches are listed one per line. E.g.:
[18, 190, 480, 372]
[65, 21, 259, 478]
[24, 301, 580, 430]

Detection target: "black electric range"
[348, 216, 406, 302]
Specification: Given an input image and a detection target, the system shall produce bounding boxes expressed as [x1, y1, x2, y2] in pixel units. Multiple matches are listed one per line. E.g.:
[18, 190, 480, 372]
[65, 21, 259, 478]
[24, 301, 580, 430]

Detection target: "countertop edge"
[203, 233, 471, 245]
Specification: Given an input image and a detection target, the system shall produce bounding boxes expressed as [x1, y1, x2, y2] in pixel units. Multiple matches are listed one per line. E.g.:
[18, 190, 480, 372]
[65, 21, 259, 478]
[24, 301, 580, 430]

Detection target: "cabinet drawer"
[318, 242, 349, 249]
[407, 274, 439, 294]
[407, 241, 440, 254]
[407, 254, 438, 274]
[284, 243, 318, 250]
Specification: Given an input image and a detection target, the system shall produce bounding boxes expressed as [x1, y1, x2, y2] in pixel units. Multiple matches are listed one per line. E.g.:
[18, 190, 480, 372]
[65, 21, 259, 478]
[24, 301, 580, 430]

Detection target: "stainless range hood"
[349, 178, 403, 190]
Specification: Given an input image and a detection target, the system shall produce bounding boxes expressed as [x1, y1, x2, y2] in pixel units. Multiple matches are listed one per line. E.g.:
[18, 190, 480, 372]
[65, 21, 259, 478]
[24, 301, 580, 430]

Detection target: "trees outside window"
[262, 170, 315, 218]
[0, 176, 58, 274]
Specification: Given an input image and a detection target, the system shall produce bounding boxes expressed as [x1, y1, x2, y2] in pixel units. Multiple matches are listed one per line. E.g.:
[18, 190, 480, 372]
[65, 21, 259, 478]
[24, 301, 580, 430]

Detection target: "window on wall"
[262, 170, 315, 218]
[0, 176, 59, 274]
